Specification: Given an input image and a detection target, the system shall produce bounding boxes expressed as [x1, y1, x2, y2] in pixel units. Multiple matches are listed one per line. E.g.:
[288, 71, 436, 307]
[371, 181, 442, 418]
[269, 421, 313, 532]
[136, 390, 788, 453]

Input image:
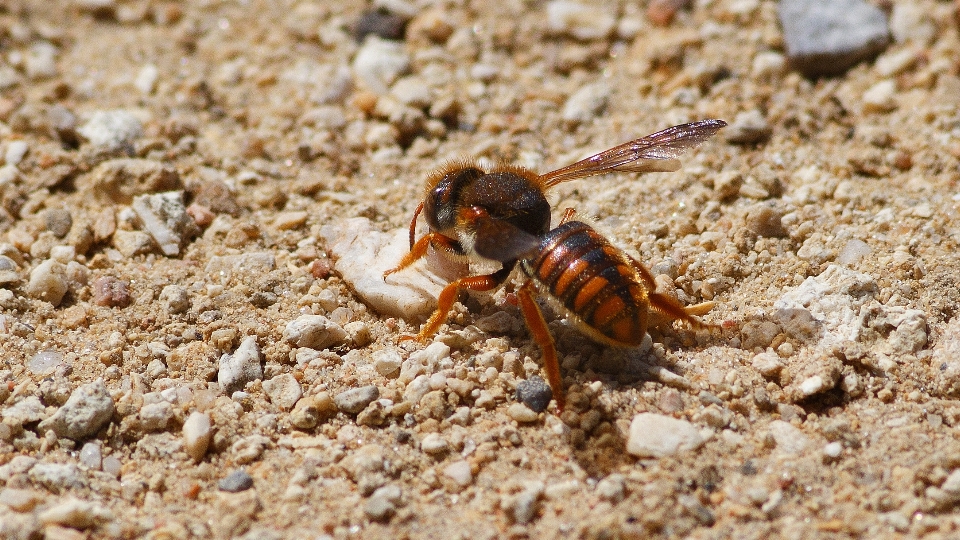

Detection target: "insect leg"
[383, 232, 459, 279]
[517, 280, 565, 411]
[557, 207, 577, 225]
[627, 255, 716, 330]
[414, 265, 514, 341]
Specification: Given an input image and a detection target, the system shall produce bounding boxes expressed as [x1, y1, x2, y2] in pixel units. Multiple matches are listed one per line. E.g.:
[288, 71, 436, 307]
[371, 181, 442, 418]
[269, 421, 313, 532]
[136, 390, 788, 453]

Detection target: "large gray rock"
[38, 380, 114, 441]
[778, 0, 890, 77]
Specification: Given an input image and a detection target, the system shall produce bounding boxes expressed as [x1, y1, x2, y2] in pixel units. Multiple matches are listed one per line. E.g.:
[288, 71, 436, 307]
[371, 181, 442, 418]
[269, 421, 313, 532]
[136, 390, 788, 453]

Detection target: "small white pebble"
[506, 403, 539, 423]
[443, 460, 473, 486]
[823, 441, 843, 458]
[420, 433, 449, 455]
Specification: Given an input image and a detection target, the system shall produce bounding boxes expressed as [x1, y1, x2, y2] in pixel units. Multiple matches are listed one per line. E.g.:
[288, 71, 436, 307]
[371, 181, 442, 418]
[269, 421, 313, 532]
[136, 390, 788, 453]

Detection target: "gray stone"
[516, 376, 553, 413]
[38, 379, 114, 441]
[334, 385, 380, 414]
[219, 469, 254, 492]
[778, 0, 890, 77]
[28, 462, 84, 491]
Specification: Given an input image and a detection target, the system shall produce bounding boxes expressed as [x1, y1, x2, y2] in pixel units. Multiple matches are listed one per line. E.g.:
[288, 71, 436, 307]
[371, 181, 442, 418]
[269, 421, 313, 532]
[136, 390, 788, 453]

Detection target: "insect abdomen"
[522, 221, 649, 346]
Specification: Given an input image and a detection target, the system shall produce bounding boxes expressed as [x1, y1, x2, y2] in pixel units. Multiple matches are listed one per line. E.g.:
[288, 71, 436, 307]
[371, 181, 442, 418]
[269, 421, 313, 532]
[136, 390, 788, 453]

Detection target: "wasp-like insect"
[384, 119, 726, 408]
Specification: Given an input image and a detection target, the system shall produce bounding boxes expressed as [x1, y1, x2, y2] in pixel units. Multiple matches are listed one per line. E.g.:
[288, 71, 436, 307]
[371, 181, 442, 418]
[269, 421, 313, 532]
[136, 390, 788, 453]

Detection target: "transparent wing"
[471, 214, 541, 263]
[540, 119, 727, 188]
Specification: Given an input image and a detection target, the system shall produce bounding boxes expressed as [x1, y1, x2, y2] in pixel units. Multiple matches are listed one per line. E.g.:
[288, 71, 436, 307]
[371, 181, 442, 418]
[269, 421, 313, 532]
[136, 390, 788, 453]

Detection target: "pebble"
[218, 336, 263, 395]
[889, 3, 936, 45]
[778, 0, 889, 77]
[5, 140, 28, 166]
[373, 349, 403, 378]
[836, 239, 871, 266]
[289, 393, 336, 429]
[38, 380, 114, 441]
[112, 230, 154, 257]
[595, 473, 626, 503]
[159, 284, 190, 314]
[823, 441, 843, 459]
[77, 109, 144, 153]
[219, 469, 254, 492]
[25, 259, 68, 306]
[134, 63, 159, 94]
[28, 462, 84, 490]
[79, 441, 102, 469]
[0, 487, 45, 512]
[516, 376, 553, 413]
[352, 36, 410, 94]
[2, 396, 47, 426]
[355, 9, 408, 42]
[390, 77, 433, 109]
[0, 254, 18, 284]
[183, 412, 212, 461]
[399, 342, 450, 383]
[27, 350, 63, 375]
[442, 460, 473, 487]
[283, 315, 348, 350]
[768, 420, 810, 454]
[139, 401, 174, 431]
[626, 413, 705, 458]
[745, 203, 787, 237]
[364, 493, 397, 522]
[724, 109, 772, 144]
[92, 276, 132, 307]
[131, 191, 198, 256]
[546, 1, 616, 40]
[508, 483, 544, 525]
[262, 374, 303, 410]
[38, 498, 114, 529]
[942, 470, 960, 495]
[420, 433, 449, 455]
[752, 51, 787, 78]
[506, 403, 540, 423]
[318, 218, 460, 320]
[562, 82, 611, 124]
[334, 385, 380, 414]
[25, 41, 59, 79]
[751, 351, 783, 377]
[862, 79, 896, 113]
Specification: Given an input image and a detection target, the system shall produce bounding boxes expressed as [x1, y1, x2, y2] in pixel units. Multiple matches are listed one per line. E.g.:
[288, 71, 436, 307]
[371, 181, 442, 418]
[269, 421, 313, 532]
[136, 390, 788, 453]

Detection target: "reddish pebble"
[184, 483, 201, 499]
[187, 203, 215, 228]
[647, 0, 691, 26]
[93, 276, 132, 307]
[310, 258, 332, 279]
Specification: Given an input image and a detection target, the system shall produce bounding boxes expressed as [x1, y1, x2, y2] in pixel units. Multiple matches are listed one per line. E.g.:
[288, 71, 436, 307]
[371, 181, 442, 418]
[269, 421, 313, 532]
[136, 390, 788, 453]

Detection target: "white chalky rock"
[78, 109, 143, 152]
[626, 413, 705, 458]
[131, 191, 198, 256]
[352, 36, 410, 94]
[183, 412, 212, 461]
[26, 259, 68, 306]
[318, 217, 464, 320]
[262, 374, 303, 409]
[218, 336, 263, 394]
[38, 380, 114, 440]
[283, 315, 348, 350]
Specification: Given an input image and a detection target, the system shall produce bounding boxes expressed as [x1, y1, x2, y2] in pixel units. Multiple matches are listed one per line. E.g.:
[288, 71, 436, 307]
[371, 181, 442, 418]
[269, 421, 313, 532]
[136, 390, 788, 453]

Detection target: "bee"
[514, 208, 716, 408]
[384, 119, 726, 408]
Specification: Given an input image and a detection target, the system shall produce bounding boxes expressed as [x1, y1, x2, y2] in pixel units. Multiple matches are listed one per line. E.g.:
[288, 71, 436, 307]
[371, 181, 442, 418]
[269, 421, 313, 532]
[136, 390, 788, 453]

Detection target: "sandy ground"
[2, 0, 960, 538]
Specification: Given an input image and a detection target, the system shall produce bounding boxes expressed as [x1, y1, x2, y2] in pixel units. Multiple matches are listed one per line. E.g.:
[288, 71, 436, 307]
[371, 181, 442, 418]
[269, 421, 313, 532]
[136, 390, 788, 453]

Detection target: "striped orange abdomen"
[520, 221, 649, 346]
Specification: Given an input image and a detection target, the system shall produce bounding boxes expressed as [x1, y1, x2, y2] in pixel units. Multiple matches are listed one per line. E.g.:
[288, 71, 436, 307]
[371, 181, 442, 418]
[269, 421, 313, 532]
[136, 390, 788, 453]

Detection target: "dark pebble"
[45, 208, 73, 238]
[355, 10, 407, 42]
[516, 376, 553, 413]
[219, 469, 254, 492]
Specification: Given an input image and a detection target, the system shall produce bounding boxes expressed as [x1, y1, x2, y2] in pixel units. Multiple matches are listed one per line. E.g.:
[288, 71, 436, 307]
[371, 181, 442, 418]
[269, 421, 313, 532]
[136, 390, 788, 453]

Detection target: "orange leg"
[383, 232, 460, 278]
[627, 255, 716, 330]
[517, 281, 565, 411]
[413, 265, 513, 342]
